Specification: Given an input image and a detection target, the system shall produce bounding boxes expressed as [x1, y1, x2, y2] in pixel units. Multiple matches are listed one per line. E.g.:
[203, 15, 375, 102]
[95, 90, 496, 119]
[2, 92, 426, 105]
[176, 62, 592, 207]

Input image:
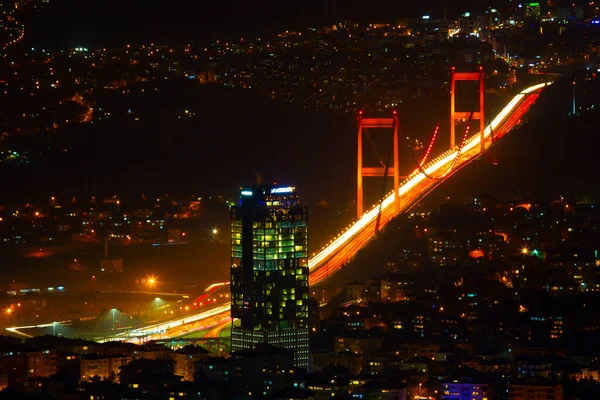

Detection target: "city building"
[229, 344, 295, 398]
[194, 357, 229, 383]
[230, 185, 309, 369]
[0, 347, 59, 388]
[132, 343, 172, 360]
[427, 234, 462, 266]
[359, 380, 407, 400]
[80, 354, 132, 382]
[442, 378, 490, 400]
[334, 332, 383, 357]
[311, 350, 364, 375]
[509, 378, 564, 400]
[524, 2, 541, 20]
[119, 358, 181, 396]
[172, 345, 209, 382]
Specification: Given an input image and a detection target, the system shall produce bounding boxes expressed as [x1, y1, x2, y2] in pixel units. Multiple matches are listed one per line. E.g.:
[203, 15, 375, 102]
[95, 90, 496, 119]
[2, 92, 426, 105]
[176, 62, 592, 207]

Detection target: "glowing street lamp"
[155, 298, 161, 320]
[521, 247, 529, 255]
[111, 308, 116, 332]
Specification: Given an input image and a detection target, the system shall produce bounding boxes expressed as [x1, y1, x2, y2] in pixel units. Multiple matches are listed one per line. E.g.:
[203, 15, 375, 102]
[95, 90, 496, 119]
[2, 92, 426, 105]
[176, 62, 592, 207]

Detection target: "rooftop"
[173, 345, 209, 355]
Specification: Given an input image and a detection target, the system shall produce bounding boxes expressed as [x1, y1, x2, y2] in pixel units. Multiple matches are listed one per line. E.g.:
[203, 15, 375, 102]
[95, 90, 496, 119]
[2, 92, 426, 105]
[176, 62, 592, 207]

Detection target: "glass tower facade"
[230, 185, 309, 369]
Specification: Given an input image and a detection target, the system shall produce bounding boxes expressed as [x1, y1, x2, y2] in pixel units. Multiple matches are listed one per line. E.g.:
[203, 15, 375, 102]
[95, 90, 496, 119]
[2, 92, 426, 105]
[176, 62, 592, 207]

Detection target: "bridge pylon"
[356, 110, 400, 218]
[450, 66, 485, 154]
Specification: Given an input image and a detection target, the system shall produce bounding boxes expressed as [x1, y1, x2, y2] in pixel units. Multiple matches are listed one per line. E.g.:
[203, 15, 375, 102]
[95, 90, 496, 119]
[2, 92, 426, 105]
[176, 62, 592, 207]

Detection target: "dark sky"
[27, 0, 485, 48]
[12, 1, 597, 207]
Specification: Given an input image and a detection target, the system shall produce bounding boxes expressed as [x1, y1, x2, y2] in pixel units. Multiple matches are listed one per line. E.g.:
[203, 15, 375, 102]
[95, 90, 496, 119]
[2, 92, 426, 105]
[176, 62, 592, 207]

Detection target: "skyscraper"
[524, 2, 541, 20]
[230, 185, 309, 369]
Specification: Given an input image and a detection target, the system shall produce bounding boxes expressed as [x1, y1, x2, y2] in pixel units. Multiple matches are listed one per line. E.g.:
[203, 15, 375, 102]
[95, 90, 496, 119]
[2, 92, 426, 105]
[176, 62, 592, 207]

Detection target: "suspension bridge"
[308, 71, 549, 286]
[96, 70, 554, 342]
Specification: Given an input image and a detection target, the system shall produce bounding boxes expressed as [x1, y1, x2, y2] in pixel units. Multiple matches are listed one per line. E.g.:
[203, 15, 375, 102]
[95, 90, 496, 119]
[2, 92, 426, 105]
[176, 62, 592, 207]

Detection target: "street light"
[111, 308, 116, 332]
[155, 298, 161, 320]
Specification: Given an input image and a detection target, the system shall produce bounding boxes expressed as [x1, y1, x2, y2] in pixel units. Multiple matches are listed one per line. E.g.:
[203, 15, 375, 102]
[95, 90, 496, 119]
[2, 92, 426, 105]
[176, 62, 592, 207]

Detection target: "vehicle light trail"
[93, 303, 232, 342]
[204, 318, 235, 338]
[309, 91, 542, 285]
[307, 82, 550, 285]
[128, 303, 231, 336]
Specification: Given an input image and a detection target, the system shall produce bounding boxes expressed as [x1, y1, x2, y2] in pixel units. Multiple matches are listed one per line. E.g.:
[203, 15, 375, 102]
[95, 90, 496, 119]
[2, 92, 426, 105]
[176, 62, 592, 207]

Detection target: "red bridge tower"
[450, 67, 485, 154]
[356, 111, 400, 217]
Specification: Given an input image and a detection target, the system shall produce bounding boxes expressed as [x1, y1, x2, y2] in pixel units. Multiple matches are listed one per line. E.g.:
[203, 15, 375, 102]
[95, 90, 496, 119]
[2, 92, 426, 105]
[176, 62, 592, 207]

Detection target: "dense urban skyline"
[1, 0, 600, 399]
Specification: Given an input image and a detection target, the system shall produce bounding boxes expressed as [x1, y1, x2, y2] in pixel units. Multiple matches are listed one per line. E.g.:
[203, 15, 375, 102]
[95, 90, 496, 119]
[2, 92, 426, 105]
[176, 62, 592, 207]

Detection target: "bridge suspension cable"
[402, 82, 480, 180]
[375, 130, 395, 235]
[418, 122, 440, 168]
[399, 111, 473, 181]
[364, 128, 386, 167]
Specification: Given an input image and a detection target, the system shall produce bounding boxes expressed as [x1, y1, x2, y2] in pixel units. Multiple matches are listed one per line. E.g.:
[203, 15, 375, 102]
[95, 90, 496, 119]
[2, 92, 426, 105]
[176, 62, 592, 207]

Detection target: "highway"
[204, 317, 233, 338]
[96, 303, 231, 343]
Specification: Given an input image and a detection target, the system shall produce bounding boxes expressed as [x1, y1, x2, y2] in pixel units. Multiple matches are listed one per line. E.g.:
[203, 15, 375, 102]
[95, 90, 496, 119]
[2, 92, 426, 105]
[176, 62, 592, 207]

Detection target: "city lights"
[0, 3, 587, 395]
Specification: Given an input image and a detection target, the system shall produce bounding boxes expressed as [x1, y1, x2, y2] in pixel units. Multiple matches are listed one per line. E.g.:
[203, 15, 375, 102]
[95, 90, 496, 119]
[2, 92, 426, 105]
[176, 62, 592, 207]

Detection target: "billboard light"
[271, 187, 294, 194]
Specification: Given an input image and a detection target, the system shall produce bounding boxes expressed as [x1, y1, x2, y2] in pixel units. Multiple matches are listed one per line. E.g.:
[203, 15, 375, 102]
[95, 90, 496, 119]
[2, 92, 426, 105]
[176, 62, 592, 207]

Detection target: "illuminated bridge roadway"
[104, 81, 552, 342]
[307, 82, 549, 286]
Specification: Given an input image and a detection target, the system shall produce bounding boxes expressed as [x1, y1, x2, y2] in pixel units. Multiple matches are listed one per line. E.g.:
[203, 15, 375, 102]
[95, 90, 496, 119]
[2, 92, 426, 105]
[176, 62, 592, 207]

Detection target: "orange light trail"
[307, 82, 548, 286]
[204, 318, 233, 338]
